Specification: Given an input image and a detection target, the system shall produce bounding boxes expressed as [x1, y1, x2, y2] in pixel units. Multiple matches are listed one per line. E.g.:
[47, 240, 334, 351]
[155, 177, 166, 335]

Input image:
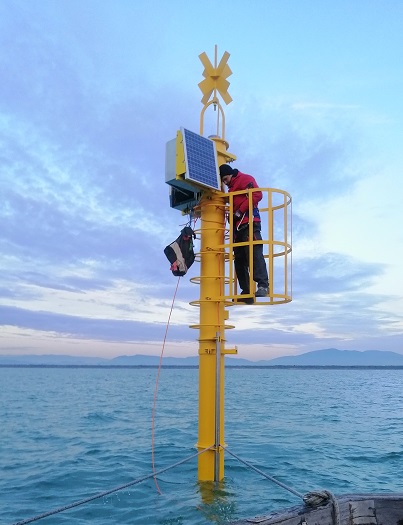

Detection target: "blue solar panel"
[182, 128, 220, 190]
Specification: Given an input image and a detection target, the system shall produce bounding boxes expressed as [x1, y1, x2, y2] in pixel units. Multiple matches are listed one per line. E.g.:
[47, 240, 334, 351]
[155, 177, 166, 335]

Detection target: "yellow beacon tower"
[165, 47, 292, 482]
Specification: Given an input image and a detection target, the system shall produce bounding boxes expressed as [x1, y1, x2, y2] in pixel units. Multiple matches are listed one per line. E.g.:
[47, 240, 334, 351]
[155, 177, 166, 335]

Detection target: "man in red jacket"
[220, 164, 269, 303]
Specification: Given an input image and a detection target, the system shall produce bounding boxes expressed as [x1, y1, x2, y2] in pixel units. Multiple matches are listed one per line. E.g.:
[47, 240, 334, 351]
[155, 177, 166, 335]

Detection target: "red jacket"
[227, 170, 262, 227]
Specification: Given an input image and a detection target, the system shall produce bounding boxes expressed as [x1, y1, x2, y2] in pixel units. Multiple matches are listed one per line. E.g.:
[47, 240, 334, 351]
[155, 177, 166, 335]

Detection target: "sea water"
[1, 367, 402, 524]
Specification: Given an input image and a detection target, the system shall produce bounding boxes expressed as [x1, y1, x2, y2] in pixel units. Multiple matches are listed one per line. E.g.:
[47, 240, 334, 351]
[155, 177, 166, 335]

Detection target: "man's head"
[220, 164, 236, 186]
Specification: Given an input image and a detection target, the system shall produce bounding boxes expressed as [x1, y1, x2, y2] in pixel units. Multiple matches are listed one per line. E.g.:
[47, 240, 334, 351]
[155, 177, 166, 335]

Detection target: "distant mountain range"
[268, 348, 403, 366]
[1, 348, 403, 367]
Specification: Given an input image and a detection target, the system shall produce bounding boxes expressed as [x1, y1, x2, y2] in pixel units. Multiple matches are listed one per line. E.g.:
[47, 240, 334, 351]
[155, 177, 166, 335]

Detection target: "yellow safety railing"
[223, 186, 292, 305]
[189, 187, 292, 308]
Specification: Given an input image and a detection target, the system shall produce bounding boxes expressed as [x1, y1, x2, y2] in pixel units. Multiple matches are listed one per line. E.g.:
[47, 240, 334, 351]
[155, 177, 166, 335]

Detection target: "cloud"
[0, 1, 402, 359]
[0, 304, 193, 343]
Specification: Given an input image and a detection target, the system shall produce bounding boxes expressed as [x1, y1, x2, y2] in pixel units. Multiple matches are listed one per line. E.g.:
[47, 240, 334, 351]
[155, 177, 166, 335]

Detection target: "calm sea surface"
[1, 367, 402, 524]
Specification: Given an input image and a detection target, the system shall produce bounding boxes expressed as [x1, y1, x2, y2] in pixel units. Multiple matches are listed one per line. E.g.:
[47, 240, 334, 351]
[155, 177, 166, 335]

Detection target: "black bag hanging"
[164, 226, 196, 276]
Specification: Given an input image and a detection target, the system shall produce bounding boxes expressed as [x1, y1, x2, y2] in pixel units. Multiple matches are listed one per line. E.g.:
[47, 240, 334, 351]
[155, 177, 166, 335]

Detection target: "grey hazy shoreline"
[1, 349, 403, 367]
[2, 364, 403, 370]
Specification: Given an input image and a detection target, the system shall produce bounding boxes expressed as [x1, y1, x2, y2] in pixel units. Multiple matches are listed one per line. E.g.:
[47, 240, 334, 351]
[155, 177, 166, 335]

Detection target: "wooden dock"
[231, 493, 403, 525]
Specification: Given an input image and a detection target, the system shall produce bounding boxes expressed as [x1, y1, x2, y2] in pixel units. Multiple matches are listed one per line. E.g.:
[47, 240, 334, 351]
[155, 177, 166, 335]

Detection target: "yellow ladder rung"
[223, 347, 238, 355]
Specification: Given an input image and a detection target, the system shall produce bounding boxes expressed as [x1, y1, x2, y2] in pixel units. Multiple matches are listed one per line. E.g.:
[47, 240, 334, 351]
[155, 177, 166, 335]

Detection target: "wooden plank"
[374, 498, 403, 523]
[350, 500, 377, 525]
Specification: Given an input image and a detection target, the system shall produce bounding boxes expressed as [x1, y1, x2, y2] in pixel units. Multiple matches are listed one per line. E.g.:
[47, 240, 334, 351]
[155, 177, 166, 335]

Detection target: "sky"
[1, 0, 403, 361]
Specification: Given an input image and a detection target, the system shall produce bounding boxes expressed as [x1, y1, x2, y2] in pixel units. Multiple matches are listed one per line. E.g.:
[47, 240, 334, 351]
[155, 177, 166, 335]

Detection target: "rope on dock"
[303, 490, 340, 525]
[10, 445, 214, 525]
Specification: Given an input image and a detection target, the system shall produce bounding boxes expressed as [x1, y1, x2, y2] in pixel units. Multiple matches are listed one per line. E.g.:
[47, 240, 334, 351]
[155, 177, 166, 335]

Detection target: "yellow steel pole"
[197, 189, 226, 481]
[197, 47, 235, 482]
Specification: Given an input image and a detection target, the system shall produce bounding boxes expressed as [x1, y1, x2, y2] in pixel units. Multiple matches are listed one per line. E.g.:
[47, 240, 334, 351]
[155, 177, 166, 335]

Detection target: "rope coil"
[303, 490, 341, 525]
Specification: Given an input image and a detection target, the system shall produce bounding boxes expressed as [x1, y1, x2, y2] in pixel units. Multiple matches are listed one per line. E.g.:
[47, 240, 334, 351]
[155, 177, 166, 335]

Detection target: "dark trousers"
[234, 222, 269, 293]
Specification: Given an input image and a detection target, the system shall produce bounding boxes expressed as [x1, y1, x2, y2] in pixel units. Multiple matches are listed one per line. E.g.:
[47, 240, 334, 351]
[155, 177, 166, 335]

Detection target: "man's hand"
[233, 209, 243, 221]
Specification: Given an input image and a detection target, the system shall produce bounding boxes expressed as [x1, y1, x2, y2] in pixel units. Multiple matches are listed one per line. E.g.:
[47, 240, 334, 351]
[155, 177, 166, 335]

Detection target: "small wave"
[83, 411, 117, 422]
[346, 450, 403, 463]
[382, 450, 403, 460]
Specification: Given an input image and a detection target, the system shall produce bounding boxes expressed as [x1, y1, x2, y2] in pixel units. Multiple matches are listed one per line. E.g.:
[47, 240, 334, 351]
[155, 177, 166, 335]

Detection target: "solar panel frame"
[181, 127, 220, 190]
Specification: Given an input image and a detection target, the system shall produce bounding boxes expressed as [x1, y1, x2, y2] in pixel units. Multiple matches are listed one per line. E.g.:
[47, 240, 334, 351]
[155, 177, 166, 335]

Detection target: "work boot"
[237, 296, 254, 304]
[234, 291, 254, 304]
[255, 286, 268, 297]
